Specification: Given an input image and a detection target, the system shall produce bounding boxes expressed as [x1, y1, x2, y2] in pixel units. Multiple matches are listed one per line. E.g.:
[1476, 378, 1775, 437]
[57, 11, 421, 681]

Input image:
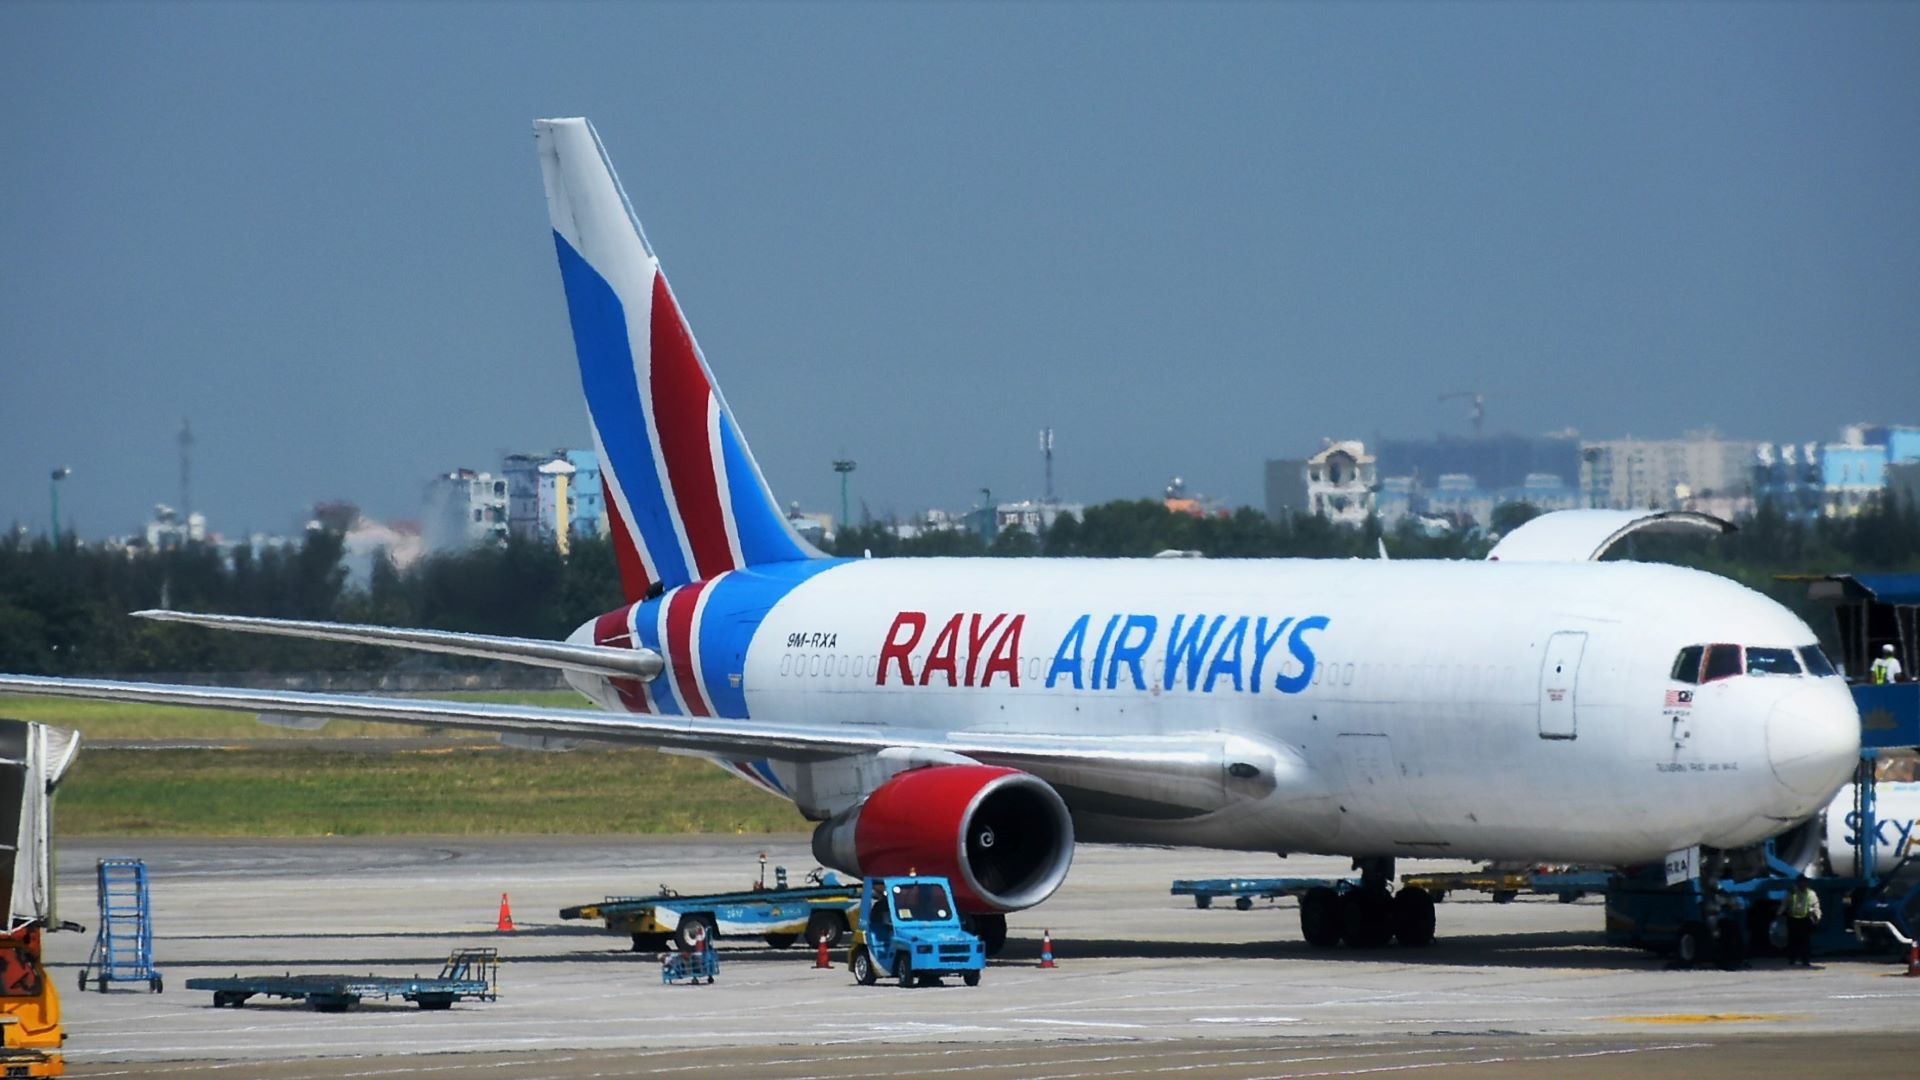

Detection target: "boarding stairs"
[79, 859, 162, 992]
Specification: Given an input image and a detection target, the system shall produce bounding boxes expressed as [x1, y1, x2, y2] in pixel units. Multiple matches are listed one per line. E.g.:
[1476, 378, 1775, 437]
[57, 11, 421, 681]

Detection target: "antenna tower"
[178, 418, 194, 529]
[1040, 428, 1054, 502]
[831, 459, 857, 531]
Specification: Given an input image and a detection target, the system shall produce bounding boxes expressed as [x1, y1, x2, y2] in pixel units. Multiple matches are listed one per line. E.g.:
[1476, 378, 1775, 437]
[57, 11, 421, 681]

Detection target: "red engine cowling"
[810, 764, 1075, 912]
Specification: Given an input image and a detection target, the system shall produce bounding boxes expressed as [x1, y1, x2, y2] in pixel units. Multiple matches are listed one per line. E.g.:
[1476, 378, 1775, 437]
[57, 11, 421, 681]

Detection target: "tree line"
[1, 493, 1914, 675]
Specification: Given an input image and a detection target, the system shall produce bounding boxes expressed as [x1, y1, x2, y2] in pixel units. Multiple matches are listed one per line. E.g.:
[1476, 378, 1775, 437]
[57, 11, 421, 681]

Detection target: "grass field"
[0, 690, 586, 741]
[56, 746, 811, 836]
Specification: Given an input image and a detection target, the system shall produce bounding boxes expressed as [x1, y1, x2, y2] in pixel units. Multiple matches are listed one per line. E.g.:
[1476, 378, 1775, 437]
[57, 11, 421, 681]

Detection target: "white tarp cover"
[1, 720, 80, 931]
[1485, 509, 1734, 563]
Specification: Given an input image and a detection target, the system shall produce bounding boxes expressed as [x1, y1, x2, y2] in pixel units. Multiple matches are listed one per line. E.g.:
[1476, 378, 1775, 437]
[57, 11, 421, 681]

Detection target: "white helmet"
[1886, 644, 1898, 654]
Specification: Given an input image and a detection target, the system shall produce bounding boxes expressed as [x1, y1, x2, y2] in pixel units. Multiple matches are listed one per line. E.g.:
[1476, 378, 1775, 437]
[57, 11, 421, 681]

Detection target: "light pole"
[832, 459, 857, 532]
[49, 467, 71, 545]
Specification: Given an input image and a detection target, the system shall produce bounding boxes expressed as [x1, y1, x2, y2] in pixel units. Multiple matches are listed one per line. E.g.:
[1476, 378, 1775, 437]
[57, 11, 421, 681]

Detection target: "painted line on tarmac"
[1605, 1006, 1797, 1014]
[1265, 1041, 1711, 1078]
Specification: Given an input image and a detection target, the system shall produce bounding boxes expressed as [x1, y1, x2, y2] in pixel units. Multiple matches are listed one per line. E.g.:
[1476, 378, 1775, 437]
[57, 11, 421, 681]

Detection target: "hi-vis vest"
[1872, 657, 1897, 685]
[1787, 889, 1818, 919]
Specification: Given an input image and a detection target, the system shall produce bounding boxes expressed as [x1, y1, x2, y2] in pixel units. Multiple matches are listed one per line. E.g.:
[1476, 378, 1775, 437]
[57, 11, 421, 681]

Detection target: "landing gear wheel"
[1300, 886, 1341, 948]
[764, 933, 798, 949]
[674, 916, 713, 952]
[1391, 886, 1436, 947]
[962, 971, 981, 987]
[966, 913, 1008, 957]
[1674, 921, 1707, 968]
[851, 946, 877, 986]
[1340, 887, 1394, 948]
[806, 911, 848, 949]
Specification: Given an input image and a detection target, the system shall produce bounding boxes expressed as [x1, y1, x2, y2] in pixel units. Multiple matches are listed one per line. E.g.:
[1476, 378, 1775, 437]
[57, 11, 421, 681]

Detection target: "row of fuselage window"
[1669, 643, 1837, 685]
[770, 650, 1525, 695]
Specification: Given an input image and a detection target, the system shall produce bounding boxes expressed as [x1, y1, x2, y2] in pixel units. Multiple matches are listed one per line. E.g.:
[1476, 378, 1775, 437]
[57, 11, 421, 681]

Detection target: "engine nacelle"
[811, 764, 1075, 912]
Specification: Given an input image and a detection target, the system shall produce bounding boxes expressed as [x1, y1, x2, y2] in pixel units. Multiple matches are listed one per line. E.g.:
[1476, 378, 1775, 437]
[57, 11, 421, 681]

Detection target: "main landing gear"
[1299, 858, 1435, 949]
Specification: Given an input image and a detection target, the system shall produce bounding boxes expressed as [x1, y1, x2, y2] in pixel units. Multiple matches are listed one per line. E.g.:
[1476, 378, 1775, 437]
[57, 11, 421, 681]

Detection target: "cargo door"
[1334, 733, 1443, 847]
[1537, 631, 1586, 740]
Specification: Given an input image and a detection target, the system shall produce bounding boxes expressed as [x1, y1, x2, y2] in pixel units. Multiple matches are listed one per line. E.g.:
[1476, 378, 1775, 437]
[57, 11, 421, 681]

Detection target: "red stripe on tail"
[593, 606, 648, 713]
[649, 273, 735, 581]
[664, 581, 711, 717]
[603, 476, 652, 603]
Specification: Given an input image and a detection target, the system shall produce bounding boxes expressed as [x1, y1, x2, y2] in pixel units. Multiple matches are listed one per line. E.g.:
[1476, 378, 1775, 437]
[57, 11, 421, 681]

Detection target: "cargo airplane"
[0, 118, 1861, 952]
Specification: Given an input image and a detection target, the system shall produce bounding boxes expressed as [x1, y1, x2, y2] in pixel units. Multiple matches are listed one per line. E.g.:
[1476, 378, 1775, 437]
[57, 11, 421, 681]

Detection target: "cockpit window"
[1745, 647, 1802, 676]
[1701, 644, 1743, 683]
[1798, 645, 1837, 677]
[1670, 645, 1704, 684]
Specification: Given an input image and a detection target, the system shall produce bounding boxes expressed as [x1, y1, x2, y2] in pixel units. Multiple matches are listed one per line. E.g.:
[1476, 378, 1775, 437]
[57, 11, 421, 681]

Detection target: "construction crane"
[1438, 391, 1485, 438]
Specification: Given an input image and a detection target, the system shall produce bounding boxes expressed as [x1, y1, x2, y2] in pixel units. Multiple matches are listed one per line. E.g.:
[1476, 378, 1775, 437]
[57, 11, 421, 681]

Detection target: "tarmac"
[47, 836, 1920, 1078]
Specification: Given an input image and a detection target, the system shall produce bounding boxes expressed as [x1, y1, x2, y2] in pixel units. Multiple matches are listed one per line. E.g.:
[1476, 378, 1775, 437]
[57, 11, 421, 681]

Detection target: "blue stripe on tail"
[552, 232, 692, 589]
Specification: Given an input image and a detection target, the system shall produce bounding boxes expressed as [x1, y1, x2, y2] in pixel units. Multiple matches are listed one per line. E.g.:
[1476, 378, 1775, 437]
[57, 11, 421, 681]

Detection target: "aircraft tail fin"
[534, 118, 820, 600]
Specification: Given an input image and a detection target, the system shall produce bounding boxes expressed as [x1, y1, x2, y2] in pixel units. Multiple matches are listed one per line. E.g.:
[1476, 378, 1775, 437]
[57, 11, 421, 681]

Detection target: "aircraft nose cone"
[1766, 684, 1860, 798]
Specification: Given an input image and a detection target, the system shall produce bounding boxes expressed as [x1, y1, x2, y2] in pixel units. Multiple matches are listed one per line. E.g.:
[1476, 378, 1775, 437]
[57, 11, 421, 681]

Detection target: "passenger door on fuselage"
[1537, 631, 1587, 740]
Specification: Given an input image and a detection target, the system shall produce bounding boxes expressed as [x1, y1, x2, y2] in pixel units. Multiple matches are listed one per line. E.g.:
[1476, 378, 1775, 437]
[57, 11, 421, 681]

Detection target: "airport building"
[1752, 424, 1920, 519]
[503, 449, 612, 552]
[141, 504, 207, 551]
[1751, 442, 1826, 521]
[504, 453, 578, 553]
[996, 499, 1084, 535]
[1376, 471, 1580, 532]
[564, 449, 607, 540]
[1304, 441, 1376, 526]
[1819, 424, 1920, 517]
[1577, 433, 1760, 515]
[1374, 433, 1581, 494]
[1263, 459, 1309, 521]
[423, 468, 508, 549]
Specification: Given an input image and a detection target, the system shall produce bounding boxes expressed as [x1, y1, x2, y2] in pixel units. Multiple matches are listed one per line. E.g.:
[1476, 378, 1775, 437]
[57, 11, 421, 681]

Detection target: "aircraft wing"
[131, 610, 662, 681]
[0, 674, 1229, 773]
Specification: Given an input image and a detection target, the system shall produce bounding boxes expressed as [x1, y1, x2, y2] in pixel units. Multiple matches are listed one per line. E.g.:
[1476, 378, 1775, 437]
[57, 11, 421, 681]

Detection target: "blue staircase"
[80, 859, 162, 993]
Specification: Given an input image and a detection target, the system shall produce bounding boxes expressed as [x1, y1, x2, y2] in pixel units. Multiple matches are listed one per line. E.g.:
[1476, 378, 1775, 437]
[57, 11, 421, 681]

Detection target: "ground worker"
[1784, 876, 1821, 967]
[1870, 644, 1902, 684]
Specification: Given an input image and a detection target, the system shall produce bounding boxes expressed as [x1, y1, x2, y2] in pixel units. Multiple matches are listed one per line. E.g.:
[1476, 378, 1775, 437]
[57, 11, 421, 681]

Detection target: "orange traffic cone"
[496, 892, 516, 932]
[1039, 928, 1056, 968]
[814, 934, 833, 970]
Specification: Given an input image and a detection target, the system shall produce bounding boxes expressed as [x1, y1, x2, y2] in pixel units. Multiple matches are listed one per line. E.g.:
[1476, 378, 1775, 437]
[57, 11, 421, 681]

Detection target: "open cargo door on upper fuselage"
[1486, 509, 1734, 562]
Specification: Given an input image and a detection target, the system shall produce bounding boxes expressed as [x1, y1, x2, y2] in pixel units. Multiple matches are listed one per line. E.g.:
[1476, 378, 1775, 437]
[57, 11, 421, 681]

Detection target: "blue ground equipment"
[79, 859, 161, 993]
[186, 947, 499, 1011]
[848, 874, 985, 987]
[563, 862, 858, 953]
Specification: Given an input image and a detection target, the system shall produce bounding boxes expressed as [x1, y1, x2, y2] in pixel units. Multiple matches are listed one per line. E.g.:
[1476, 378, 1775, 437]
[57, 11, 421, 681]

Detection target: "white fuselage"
[570, 557, 1860, 867]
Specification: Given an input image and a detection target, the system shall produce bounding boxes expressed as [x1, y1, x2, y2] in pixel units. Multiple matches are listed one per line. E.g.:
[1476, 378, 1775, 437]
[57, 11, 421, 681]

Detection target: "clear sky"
[3, 1, 1917, 539]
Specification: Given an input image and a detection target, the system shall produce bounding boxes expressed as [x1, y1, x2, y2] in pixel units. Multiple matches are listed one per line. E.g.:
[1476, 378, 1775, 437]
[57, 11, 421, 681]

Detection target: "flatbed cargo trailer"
[1170, 877, 1354, 910]
[185, 948, 498, 1012]
[562, 868, 859, 952]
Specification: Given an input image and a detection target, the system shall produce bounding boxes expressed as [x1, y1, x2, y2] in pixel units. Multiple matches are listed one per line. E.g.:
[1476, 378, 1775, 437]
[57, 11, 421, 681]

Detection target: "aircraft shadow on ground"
[987, 931, 1657, 971]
